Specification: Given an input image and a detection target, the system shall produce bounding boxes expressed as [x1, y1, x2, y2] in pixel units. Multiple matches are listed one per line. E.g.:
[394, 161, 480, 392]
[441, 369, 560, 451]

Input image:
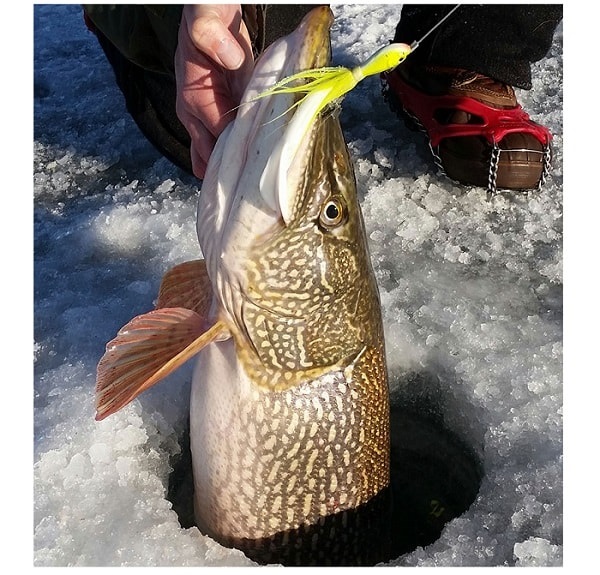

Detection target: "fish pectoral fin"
[95, 308, 229, 421]
[156, 259, 213, 318]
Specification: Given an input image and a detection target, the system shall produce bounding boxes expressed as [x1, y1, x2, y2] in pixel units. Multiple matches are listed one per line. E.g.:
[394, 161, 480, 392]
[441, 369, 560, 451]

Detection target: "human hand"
[175, 4, 254, 178]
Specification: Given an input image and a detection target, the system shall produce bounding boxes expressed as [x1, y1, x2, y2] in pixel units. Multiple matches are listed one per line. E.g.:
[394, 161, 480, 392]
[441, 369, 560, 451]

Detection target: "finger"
[176, 69, 238, 139]
[177, 106, 216, 178]
[184, 6, 246, 70]
[189, 127, 214, 179]
[190, 146, 208, 180]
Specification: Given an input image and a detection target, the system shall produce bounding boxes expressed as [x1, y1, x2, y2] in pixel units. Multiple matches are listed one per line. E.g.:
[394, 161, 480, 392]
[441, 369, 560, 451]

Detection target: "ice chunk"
[514, 537, 562, 566]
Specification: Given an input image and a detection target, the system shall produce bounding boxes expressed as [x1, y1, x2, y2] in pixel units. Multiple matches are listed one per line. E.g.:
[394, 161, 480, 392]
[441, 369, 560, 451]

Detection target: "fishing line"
[409, 4, 462, 52]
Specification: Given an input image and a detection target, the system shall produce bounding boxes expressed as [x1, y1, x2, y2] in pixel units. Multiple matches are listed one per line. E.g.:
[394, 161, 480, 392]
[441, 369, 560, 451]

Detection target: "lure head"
[197, 6, 384, 389]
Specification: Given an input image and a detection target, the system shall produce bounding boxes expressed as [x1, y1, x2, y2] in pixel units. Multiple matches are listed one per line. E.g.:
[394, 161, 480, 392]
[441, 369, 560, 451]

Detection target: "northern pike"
[96, 6, 391, 565]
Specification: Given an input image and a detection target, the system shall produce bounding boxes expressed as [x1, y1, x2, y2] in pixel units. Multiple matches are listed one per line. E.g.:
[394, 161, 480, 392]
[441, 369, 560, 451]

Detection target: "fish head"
[197, 6, 384, 390]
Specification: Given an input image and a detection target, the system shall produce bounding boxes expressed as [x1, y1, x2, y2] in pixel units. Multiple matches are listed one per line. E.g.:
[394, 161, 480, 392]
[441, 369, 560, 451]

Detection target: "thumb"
[183, 5, 246, 70]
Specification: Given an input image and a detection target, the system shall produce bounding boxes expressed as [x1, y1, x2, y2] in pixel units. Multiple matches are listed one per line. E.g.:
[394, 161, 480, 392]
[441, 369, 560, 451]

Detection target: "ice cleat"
[382, 65, 552, 194]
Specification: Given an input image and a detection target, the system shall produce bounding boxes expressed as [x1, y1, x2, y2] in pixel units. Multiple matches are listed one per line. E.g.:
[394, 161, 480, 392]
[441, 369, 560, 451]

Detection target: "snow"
[27, 1, 577, 570]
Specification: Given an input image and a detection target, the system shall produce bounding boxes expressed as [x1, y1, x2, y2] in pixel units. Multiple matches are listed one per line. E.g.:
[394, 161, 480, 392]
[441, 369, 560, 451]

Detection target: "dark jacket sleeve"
[82, 4, 183, 75]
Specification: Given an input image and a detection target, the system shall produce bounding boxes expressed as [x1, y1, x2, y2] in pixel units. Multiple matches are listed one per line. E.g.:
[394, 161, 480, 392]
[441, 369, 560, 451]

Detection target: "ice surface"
[32, 3, 567, 569]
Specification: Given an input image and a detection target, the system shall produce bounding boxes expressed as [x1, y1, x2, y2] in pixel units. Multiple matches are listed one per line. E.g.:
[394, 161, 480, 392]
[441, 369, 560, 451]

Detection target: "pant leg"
[393, 4, 563, 89]
[90, 20, 194, 174]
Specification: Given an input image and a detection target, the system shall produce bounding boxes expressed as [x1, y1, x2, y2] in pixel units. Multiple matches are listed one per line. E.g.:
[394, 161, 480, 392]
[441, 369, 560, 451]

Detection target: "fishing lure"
[254, 42, 413, 124]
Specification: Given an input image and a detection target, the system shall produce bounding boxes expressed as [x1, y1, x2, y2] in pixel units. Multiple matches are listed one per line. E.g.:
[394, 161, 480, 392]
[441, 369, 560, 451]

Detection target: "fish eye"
[319, 198, 346, 228]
